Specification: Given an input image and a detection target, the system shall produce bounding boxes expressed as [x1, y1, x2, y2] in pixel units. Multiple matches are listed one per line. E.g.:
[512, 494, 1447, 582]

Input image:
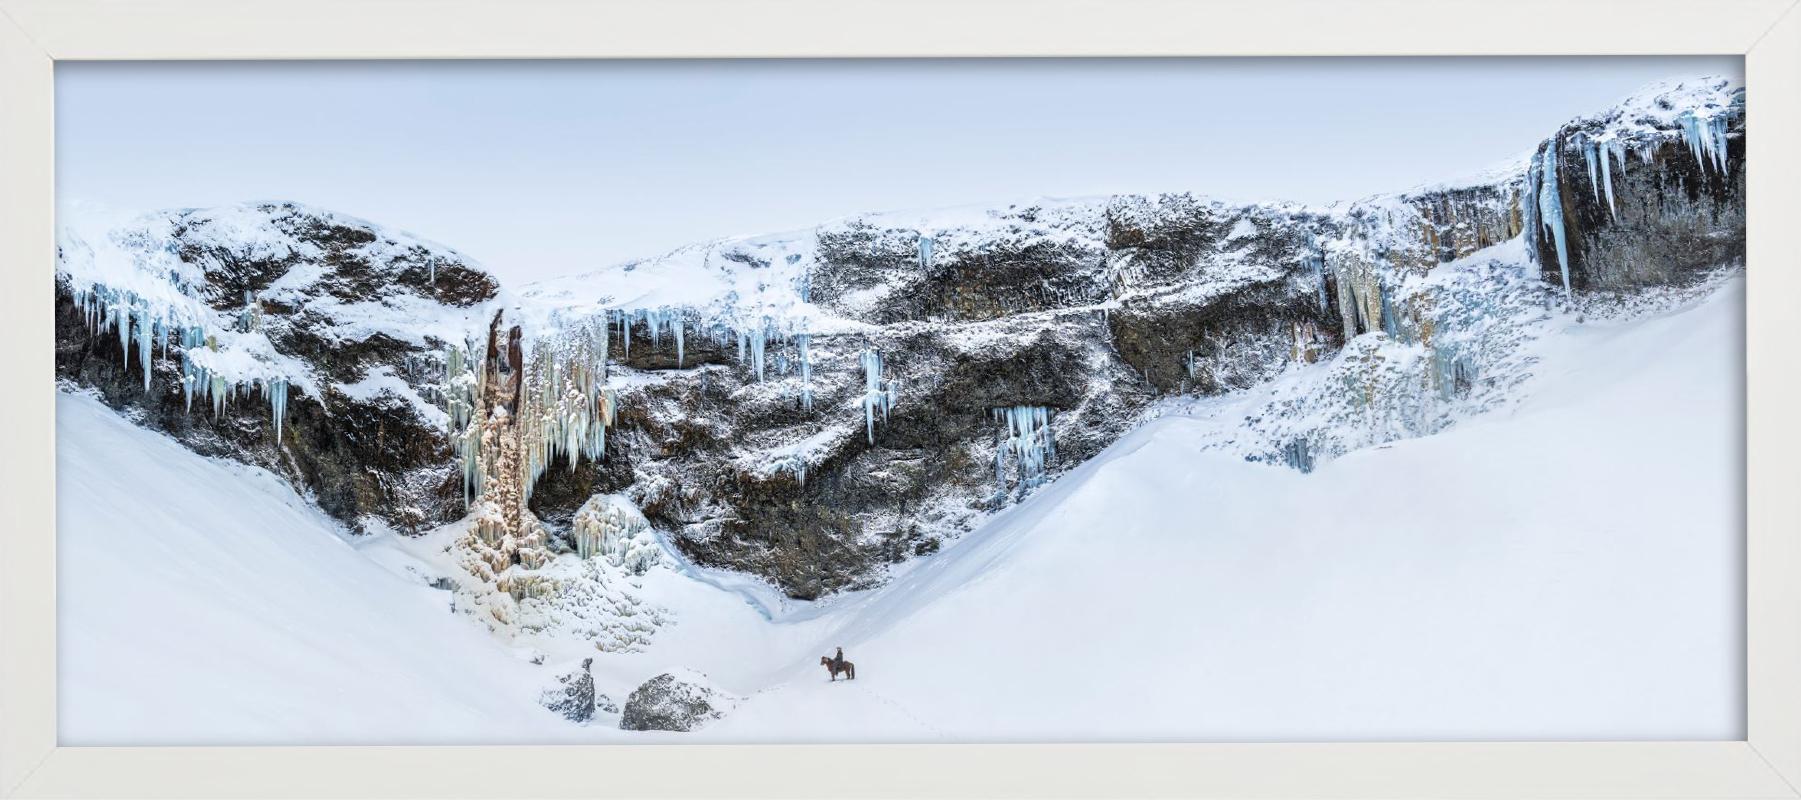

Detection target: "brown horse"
[821, 655, 856, 681]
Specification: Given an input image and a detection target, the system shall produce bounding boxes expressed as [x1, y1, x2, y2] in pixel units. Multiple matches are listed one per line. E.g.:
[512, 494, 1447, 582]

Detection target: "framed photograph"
[4, 1, 1799, 797]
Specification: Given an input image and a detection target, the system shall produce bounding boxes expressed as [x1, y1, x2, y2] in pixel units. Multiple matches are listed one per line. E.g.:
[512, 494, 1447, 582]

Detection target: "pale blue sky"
[57, 57, 1742, 284]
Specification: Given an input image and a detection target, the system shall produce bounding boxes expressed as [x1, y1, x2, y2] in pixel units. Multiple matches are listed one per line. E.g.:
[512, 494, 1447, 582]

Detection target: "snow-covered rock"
[56, 202, 500, 533]
[619, 670, 738, 732]
[538, 658, 598, 724]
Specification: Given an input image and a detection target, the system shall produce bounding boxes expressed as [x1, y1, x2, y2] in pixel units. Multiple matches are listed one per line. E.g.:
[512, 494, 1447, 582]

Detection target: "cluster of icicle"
[611, 301, 820, 410]
[443, 338, 488, 506]
[612, 306, 686, 366]
[71, 284, 291, 440]
[444, 320, 617, 509]
[1576, 133, 1636, 222]
[994, 405, 1054, 493]
[769, 453, 808, 488]
[860, 348, 899, 444]
[1330, 246, 1395, 342]
[1302, 232, 1330, 312]
[571, 494, 658, 573]
[1678, 109, 1733, 176]
[518, 321, 617, 504]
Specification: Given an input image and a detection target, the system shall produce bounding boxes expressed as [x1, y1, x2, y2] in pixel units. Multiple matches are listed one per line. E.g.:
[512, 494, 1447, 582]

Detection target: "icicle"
[210, 374, 227, 419]
[797, 333, 813, 411]
[1378, 285, 1400, 339]
[917, 233, 934, 270]
[1599, 137, 1619, 220]
[117, 304, 131, 367]
[745, 321, 768, 381]
[1581, 136, 1601, 202]
[270, 377, 288, 441]
[1535, 144, 1572, 299]
[135, 312, 153, 393]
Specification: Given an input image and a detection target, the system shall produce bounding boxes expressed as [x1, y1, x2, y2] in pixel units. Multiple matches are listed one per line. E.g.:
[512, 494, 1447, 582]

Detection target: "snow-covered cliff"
[55, 76, 1745, 612]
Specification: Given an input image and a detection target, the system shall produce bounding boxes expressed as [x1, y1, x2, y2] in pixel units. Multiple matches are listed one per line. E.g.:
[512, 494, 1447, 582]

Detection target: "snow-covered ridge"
[57, 75, 1742, 438]
[57, 201, 501, 436]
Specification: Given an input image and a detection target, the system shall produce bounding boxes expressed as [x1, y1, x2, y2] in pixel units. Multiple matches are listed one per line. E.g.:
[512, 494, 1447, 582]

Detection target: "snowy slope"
[59, 272, 1743, 743]
[56, 390, 560, 745]
[703, 277, 1744, 742]
[56, 386, 841, 744]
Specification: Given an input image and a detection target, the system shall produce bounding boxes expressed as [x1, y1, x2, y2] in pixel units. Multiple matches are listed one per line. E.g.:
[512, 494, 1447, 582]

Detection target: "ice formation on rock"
[572, 494, 660, 573]
[444, 313, 624, 608]
[1281, 438, 1314, 473]
[994, 405, 1054, 494]
[860, 348, 897, 444]
[68, 281, 296, 441]
[769, 453, 808, 487]
[1679, 110, 1733, 176]
[1303, 233, 1329, 312]
[797, 333, 814, 412]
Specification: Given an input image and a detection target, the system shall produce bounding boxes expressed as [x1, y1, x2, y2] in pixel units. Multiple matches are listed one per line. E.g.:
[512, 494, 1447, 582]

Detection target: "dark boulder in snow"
[539, 657, 598, 724]
[619, 671, 734, 732]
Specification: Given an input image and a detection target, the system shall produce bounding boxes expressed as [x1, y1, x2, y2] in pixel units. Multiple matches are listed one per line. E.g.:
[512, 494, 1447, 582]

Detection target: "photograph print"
[54, 57, 1746, 744]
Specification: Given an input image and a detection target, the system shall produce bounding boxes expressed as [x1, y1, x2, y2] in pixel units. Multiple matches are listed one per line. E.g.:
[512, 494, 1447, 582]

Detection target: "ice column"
[1535, 144, 1573, 298]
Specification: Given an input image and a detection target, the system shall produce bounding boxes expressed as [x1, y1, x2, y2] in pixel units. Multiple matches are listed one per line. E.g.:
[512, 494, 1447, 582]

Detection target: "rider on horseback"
[821, 646, 856, 681]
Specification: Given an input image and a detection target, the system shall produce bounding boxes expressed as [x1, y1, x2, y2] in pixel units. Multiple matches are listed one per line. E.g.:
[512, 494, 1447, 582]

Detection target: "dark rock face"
[619, 672, 731, 732]
[539, 657, 598, 724]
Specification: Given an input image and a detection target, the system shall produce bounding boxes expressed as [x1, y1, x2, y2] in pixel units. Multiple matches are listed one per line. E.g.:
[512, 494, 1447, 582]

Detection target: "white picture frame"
[2, 1, 1798, 797]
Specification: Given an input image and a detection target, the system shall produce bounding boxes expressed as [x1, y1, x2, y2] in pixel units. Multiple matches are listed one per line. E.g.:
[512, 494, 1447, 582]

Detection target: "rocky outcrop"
[1527, 78, 1745, 292]
[619, 672, 734, 732]
[55, 203, 496, 534]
